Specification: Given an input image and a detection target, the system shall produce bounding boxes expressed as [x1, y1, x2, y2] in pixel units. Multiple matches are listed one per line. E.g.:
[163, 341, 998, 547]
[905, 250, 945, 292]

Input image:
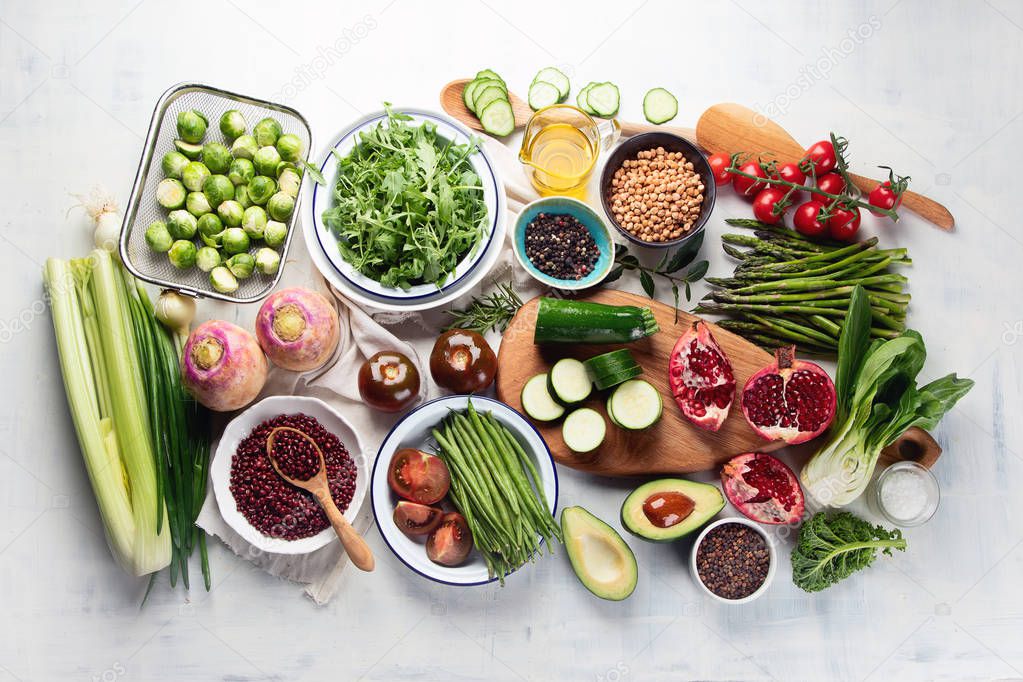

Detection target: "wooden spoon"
[439, 79, 697, 142]
[266, 426, 374, 572]
[696, 103, 954, 230]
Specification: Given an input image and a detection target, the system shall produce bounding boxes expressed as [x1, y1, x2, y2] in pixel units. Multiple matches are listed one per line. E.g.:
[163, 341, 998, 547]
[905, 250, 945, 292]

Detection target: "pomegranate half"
[668, 321, 736, 432]
[721, 452, 805, 525]
[740, 345, 836, 445]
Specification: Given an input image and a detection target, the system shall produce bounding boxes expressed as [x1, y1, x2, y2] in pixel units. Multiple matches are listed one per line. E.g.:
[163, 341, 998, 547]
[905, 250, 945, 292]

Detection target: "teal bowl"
[512, 197, 615, 291]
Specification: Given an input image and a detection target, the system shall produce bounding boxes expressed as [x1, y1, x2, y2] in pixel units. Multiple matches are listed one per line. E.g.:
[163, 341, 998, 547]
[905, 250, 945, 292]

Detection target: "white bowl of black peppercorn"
[512, 196, 615, 291]
[690, 517, 776, 604]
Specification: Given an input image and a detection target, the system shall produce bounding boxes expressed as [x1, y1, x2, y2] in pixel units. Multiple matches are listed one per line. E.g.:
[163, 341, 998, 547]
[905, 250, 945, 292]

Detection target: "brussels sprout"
[156, 178, 186, 210]
[174, 139, 204, 160]
[203, 174, 235, 207]
[197, 213, 224, 246]
[176, 110, 207, 144]
[226, 252, 255, 279]
[217, 200, 244, 227]
[186, 191, 213, 217]
[162, 151, 190, 179]
[266, 192, 295, 221]
[209, 266, 239, 294]
[168, 239, 198, 269]
[253, 117, 282, 147]
[221, 227, 250, 255]
[263, 220, 287, 248]
[242, 205, 267, 239]
[254, 247, 281, 275]
[181, 161, 211, 192]
[235, 185, 252, 209]
[277, 166, 302, 197]
[253, 146, 282, 176]
[167, 209, 198, 240]
[275, 133, 303, 163]
[247, 175, 276, 205]
[202, 142, 233, 174]
[195, 246, 222, 272]
[145, 221, 173, 253]
[231, 134, 258, 160]
[228, 158, 255, 186]
[219, 109, 247, 140]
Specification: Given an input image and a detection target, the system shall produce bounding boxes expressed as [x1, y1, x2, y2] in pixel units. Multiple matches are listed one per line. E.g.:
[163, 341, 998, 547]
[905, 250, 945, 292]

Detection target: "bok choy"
[800, 286, 974, 506]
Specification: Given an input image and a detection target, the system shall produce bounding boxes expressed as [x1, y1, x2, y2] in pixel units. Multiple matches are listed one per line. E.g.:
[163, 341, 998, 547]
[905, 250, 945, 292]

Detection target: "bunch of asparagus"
[695, 219, 911, 354]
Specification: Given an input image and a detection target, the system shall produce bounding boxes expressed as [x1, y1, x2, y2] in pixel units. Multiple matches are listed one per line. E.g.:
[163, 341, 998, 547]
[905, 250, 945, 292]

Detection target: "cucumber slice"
[473, 85, 508, 116]
[521, 373, 565, 422]
[587, 82, 620, 117]
[576, 83, 596, 115]
[474, 69, 505, 85]
[548, 358, 592, 405]
[593, 365, 645, 391]
[479, 98, 515, 137]
[466, 78, 506, 112]
[462, 80, 477, 111]
[528, 81, 561, 111]
[607, 380, 662, 430]
[643, 87, 678, 124]
[174, 139, 203, 160]
[533, 67, 570, 99]
[562, 408, 606, 453]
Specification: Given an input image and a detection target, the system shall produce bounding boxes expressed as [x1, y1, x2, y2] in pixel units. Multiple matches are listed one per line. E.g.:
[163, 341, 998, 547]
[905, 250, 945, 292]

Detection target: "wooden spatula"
[266, 426, 374, 572]
[696, 103, 954, 230]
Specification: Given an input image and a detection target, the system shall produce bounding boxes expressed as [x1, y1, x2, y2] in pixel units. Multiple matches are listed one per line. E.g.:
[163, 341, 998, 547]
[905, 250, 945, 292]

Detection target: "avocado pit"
[642, 491, 696, 528]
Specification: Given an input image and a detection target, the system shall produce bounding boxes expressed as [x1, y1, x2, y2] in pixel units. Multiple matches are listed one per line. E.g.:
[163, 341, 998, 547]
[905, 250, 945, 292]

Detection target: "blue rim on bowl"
[512, 196, 615, 290]
[307, 108, 505, 303]
[370, 395, 559, 586]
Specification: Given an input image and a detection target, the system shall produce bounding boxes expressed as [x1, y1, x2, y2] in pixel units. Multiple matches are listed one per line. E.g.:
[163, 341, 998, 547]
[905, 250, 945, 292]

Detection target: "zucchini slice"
[528, 81, 561, 111]
[521, 373, 565, 422]
[533, 67, 570, 99]
[593, 365, 645, 391]
[587, 82, 620, 117]
[643, 87, 678, 124]
[479, 98, 515, 137]
[562, 408, 606, 453]
[607, 380, 662, 430]
[548, 358, 593, 405]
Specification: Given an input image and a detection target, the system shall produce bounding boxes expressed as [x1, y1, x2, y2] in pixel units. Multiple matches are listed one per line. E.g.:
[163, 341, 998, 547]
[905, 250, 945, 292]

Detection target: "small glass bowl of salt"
[871, 461, 940, 527]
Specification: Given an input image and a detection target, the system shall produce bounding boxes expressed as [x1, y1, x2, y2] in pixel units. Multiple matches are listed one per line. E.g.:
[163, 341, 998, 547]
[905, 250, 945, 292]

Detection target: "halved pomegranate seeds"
[741, 346, 836, 445]
[668, 321, 736, 432]
[721, 452, 805, 525]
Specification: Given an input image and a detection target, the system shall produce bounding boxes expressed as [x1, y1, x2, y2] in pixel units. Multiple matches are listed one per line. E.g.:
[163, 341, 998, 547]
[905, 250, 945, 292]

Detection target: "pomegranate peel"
[740, 345, 836, 445]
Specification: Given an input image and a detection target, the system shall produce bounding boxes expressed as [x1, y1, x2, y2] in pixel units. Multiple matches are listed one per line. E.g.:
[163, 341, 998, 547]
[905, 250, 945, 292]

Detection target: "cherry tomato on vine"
[773, 162, 806, 187]
[868, 181, 902, 216]
[707, 153, 732, 186]
[801, 140, 837, 175]
[752, 188, 789, 225]
[827, 205, 862, 241]
[793, 200, 828, 237]
[732, 161, 767, 199]
[815, 172, 845, 197]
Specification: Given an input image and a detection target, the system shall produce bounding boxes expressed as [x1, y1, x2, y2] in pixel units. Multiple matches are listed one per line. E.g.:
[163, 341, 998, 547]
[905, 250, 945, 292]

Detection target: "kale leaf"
[791, 511, 907, 593]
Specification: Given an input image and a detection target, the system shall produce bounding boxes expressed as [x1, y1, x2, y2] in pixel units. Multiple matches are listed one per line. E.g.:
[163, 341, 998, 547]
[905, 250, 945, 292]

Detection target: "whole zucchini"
[533, 298, 659, 344]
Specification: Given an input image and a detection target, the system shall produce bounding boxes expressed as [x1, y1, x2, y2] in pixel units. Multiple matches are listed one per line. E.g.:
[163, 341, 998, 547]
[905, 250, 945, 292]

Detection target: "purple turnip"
[254, 287, 339, 372]
[182, 320, 267, 411]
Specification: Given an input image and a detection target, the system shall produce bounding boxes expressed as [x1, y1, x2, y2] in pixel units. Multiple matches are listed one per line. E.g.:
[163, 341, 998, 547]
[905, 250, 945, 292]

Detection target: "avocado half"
[621, 478, 725, 542]
[561, 506, 638, 601]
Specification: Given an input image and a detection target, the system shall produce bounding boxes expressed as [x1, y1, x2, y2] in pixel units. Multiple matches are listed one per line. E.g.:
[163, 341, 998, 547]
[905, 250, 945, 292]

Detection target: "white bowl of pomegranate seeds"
[211, 395, 368, 555]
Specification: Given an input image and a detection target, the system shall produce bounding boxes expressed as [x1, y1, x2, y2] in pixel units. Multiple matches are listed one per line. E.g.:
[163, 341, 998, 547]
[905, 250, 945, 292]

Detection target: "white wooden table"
[1, 1, 1021, 680]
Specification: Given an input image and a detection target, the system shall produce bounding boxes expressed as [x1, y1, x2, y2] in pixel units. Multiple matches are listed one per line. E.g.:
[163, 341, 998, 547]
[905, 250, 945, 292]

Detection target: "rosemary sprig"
[602, 232, 709, 322]
[443, 281, 523, 334]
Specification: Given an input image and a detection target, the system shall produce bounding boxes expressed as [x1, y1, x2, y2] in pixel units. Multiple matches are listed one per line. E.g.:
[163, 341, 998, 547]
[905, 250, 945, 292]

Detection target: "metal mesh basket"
[119, 82, 312, 303]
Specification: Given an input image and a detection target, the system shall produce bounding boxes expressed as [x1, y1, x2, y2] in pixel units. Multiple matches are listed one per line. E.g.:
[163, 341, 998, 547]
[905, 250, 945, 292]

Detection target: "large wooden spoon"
[266, 426, 374, 572]
[439, 79, 697, 142]
[696, 103, 954, 230]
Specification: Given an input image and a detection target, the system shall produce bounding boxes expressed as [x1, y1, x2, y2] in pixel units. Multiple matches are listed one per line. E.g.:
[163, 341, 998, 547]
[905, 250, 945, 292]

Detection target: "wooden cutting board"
[495, 290, 776, 476]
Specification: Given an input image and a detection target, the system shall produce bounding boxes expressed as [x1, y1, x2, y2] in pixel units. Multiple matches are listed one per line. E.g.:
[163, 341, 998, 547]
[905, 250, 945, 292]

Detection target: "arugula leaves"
[320, 105, 488, 289]
[791, 512, 906, 593]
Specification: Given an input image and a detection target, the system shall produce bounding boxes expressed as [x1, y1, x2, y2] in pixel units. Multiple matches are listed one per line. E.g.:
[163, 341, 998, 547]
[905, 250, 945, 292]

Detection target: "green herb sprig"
[443, 281, 522, 334]
[602, 231, 709, 321]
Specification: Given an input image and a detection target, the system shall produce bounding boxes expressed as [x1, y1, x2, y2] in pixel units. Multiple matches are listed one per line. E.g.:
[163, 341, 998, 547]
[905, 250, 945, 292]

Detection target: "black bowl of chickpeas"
[599, 132, 716, 248]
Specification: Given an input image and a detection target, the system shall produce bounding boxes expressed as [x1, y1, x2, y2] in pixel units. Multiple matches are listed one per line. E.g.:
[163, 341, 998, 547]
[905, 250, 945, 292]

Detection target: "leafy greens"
[321, 106, 488, 289]
[800, 286, 974, 506]
[791, 511, 906, 592]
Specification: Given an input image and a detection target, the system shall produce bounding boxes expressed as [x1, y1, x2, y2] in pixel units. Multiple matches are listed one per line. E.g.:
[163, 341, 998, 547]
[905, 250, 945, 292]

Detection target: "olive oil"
[523, 124, 594, 195]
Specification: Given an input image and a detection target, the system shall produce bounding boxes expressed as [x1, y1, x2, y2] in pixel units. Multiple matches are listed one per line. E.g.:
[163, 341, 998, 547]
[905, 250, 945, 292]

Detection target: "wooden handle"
[619, 120, 697, 145]
[315, 486, 375, 572]
[847, 173, 954, 231]
[879, 426, 942, 469]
